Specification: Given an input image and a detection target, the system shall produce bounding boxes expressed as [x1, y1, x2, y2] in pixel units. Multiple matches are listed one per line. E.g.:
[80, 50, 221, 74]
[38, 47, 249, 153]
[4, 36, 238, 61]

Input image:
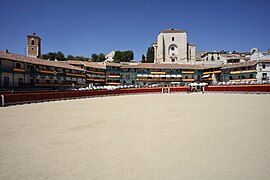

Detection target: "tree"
[91, 53, 105, 62]
[141, 54, 146, 63]
[91, 53, 98, 62]
[146, 47, 154, 63]
[55, 51, 65, 61]
[97, 53, 106, 62]
[67, 55, 75, 60]
[113, 50, 134, 63]
[41, 51, 66, 61]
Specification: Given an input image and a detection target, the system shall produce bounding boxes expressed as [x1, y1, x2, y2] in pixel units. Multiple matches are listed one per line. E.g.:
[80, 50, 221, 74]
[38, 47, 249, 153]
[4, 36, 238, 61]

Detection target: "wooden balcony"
[229, 78, 257, 82]
[106, 82, 121, 85]
[230, 70, 257, 74]
[13, 68, 25, 73]
[203, 70, 221, 75]
[137, 78, 182, 82]
[86, 70, 105, 75]
[87, 78, 105, 82]
[65, 72, 86, 77]
[107, 75, 121, 78]
[36, 69, 56, 74]
[182, 78, 195, 82]
[150, 71, 166, 75]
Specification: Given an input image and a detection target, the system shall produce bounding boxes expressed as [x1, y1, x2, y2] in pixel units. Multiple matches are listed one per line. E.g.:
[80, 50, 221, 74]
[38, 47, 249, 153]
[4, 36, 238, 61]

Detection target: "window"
[36, 79, 39, 83]
[172, 37, 175, 41]
[262, 64, 266, 69]
[217, 57, 220, 60]
[31, 39, 35, 45]
[211, 56, 214, 61]
[206, 57, 208, 61]
[18, 78, 23, 87]
[171, 47, 175, 51]
[250, 74, 254, 79]
[32, 48, 34, 51]
[54, 80, 58, 84]
[15, 63, 21, 68]
[4, 77, 9, 86]
[46, 80, 50, 84]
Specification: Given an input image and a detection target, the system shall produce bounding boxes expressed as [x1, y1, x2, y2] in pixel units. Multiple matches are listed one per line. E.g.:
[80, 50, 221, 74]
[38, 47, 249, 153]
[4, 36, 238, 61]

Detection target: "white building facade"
[152, 28, 196, 63]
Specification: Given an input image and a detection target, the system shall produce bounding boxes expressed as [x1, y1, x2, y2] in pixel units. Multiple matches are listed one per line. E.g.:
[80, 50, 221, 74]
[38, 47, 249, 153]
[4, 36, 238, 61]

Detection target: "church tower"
[27, 33, 41, 58]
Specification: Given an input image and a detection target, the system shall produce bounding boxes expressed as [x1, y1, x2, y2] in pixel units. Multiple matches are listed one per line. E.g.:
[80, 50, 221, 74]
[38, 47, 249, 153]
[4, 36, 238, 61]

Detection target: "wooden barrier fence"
[1, 85, 270, 106]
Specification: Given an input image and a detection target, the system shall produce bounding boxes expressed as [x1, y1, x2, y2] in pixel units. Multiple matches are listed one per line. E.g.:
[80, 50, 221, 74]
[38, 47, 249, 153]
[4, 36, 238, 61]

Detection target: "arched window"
[31, 39, 35, 45]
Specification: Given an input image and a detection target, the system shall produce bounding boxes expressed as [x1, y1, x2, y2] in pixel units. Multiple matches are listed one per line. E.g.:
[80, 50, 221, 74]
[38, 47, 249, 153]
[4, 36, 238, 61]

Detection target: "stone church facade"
[152, 28, 196, 63]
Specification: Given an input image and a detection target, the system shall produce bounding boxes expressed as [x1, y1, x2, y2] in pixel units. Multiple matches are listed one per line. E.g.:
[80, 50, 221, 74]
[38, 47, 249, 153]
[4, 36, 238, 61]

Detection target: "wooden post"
[1, 95, 4, 107]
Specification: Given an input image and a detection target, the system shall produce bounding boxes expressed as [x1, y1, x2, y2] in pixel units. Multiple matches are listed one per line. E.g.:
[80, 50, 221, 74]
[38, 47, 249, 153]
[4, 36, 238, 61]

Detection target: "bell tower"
[27, 33, 41, 58]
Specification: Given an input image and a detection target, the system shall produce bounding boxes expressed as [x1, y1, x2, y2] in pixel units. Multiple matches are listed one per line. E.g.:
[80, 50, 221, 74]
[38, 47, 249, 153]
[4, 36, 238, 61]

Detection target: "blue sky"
[0, 0, 269, 61]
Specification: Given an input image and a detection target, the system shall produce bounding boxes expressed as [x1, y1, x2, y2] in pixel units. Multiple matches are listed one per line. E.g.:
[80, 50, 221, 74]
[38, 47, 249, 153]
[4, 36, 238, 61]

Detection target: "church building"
[152, 28, 196, 63]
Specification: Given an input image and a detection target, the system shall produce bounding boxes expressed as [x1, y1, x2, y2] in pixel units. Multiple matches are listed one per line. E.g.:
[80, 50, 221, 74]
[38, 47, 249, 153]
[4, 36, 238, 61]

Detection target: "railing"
[205, 84, 270, 92]
[13, 68, 26, 73]
[1, 85, 270, 107]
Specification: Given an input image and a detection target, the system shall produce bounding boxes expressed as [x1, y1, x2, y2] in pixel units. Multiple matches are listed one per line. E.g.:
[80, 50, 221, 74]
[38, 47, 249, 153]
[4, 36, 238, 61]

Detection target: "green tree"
[113, 50, 134, 63]
[146, 47, 154, 63]
[67, 55, 75, 60]
[41, 51, 66, 61]
[55, 51, 66, 61]
[97, 53, 106, 62]
[141, 54, 146, 63]
[91, 53, 98, 62]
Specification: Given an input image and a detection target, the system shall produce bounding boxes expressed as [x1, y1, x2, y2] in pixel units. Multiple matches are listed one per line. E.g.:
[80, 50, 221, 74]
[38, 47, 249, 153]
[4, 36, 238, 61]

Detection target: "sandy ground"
[0, 93, 270, 180]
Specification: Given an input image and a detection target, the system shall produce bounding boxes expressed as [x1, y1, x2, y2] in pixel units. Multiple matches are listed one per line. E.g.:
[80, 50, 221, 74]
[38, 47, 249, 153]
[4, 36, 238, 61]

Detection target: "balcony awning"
[137, 74, 143, 77]
[176, 75, 182, 78]
[142, 74, 148, 77]
[154, 75, 160, 77]
[160, 75, 166, 77]
[202, 74, 210, 78]
[165, 74, 171, 77]
[171, 74, 177, 77]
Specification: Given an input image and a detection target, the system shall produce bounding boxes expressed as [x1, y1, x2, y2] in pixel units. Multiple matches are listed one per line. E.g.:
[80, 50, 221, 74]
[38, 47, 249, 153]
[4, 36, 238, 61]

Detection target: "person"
[202, 86, 205, 94]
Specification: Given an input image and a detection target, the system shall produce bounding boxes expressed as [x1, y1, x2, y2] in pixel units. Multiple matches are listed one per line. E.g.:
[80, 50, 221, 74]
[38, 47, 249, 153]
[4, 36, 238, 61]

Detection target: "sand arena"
[0, 93, 270, 179]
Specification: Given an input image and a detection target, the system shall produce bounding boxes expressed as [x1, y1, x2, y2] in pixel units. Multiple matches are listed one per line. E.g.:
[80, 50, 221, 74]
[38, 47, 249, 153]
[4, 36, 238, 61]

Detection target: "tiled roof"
[105, 62, 122, 67]
[257, 59, 270, 63]
[0, 51, 83, 71]
[84, 62, 106, 69]
[221, 60, 257, 69]
[68, 60, 84, 66]
[160, 29, 186, 33]
[121, 63, 207, 70]
[68, 60, 106, 69]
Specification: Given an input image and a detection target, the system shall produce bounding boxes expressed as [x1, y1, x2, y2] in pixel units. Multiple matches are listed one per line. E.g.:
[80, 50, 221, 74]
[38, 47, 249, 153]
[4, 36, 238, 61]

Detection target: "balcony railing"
[150, 71, 166, 75]
[13, 68, 26, 73]
[230, 70, 257, 74]
[107, 75, 121, 78]
[65, 72, 86, 77]
[203, 70, 221, 75]
[86, 70, 105, 75]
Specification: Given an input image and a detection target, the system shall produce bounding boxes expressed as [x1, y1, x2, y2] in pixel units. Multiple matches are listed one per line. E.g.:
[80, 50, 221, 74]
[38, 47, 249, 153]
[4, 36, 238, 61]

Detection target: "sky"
[0, 0, 269, 61]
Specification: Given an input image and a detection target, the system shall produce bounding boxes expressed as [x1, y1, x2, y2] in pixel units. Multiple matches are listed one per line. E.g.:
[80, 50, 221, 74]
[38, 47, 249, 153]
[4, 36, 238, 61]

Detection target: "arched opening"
[168, 44, 178, 62]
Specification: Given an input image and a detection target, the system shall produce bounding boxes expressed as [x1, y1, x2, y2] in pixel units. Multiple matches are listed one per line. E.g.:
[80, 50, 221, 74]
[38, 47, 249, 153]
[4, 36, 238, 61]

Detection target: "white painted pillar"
[1, 95, 4, 107]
